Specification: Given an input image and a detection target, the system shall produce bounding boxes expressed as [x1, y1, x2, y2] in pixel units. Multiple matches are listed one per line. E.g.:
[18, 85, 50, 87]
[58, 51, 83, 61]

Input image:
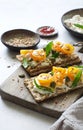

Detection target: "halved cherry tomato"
[31, 49, 46, 61]
[61, 44, 74, 55]
[53, 73, 63, 86]
[53, 67, 66, 77]
[52, 41, 63, 52]
[53, 67, 66, 86]
[20, 49, 33, 55]
[67, 67, 80, 81]
[37, 73, 53, 87]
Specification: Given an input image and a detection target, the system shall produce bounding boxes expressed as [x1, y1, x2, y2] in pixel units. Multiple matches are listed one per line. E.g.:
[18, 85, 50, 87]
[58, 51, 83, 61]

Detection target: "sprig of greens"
[74, 65, 83, 68]
[44, 41, 53, 56]
[74, 24, 83, 29]
[52, 50, 59, 58]
[22, 58, 29, 68]
[71, 69, 82, 88]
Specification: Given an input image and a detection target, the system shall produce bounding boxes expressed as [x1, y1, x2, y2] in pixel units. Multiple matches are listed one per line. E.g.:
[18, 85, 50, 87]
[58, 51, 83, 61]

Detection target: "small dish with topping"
[1, 29, 40, 51]
[36, 26, 58, 37]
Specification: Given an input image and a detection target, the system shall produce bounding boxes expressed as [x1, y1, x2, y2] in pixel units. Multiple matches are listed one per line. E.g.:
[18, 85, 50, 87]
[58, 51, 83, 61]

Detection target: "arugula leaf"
[52, 50, 59, 58]
[74, 24, 83, 29]
[44, 41, 53, 56]
[22, 58, 29, 68]
[71, 69, 82, 88]
[34, 79, 54, 93]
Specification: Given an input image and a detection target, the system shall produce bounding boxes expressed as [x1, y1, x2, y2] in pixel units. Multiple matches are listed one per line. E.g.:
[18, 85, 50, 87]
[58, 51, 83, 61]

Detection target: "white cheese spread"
[64, 15, 83, 33]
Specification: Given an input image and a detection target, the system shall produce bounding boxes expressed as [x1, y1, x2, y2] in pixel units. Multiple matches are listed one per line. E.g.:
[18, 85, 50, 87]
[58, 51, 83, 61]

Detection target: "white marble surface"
[0, 0, 83, 130]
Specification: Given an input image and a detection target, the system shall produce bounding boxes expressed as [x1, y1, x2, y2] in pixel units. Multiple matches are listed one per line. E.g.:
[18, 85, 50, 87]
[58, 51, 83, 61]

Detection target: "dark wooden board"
[0, 66, 83, 118]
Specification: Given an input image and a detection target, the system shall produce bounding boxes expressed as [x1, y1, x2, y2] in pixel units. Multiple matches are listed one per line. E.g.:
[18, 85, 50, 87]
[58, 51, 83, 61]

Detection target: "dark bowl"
[61, 8, 83, 38]
[1, 29, 40, 51]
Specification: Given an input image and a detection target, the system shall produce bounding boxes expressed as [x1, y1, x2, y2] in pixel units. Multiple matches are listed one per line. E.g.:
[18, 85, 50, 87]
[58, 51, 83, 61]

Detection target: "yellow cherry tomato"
[37, 73, 53, 87]
[53, 72, 64, 86]
[52, 67, 66, 86]
[52, 41, 63, 52]
[31, 49, 46, 61]
[61, 44, 74, 55]
[20, 49, 33, 55]
[53, 67, 66, 77]
[67, 67, 80, 81]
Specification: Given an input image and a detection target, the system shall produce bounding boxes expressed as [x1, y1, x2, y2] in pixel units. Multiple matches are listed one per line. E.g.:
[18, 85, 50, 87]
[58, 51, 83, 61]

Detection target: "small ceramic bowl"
[61, 8, 83, 38]
[1, 29, 40, 51]
[36, 26, 58, 37]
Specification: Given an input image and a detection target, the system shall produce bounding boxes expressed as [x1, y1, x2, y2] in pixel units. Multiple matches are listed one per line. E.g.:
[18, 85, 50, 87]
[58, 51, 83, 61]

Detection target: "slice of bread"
[17, 53, 81, 76]
[24, 78, 83, 102]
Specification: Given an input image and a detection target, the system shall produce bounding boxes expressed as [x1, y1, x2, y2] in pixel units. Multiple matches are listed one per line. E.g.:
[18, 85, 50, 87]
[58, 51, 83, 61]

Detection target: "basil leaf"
[44, 41, 53, 56]
[74, 65, 83, 68]
[22, 58, 29, 68]
[74, 24, 83, 29]
[52, 50, 59, 58]
[34, 79, 54, 93]
[71, 70, 82, 88]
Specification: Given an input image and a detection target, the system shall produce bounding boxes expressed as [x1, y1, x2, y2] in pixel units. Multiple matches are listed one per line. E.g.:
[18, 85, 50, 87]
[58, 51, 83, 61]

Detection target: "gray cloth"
[50, 97, 83, 130]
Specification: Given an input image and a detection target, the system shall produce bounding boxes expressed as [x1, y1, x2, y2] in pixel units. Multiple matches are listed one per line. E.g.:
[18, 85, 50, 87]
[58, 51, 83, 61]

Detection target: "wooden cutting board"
[0, 66, 83, 118]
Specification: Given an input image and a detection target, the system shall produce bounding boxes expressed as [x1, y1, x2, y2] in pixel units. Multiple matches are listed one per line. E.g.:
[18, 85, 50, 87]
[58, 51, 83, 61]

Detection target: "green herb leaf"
[52, 50, 59, 58]
[65, 76, 70, 82]
[71, 70, 82, 88]
[74, 65, 83, 68]
[22, 58, 29, 68]
[74, 24, 83, 29]
[34, 79, 54, 93]
[50, 82, 56, 88]
[49, 71, 54, 76]
[44, 41, 53, 56]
